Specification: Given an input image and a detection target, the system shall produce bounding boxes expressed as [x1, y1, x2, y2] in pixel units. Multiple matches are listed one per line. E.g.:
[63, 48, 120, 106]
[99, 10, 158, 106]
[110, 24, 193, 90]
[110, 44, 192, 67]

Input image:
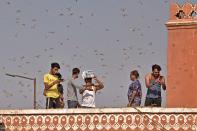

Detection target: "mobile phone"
[60, 79, 64, 82]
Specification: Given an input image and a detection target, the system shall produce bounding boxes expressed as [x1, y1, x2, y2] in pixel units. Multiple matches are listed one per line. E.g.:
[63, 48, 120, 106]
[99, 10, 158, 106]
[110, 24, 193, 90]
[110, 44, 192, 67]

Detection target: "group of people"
[43, 63, 166, 109]
[127, 64, 166, 107]
[43, 63, 104, 109]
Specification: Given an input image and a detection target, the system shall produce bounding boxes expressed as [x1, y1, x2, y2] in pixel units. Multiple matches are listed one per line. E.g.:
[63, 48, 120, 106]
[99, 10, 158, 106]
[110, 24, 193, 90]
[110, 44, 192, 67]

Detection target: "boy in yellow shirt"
[44, 63, 64, 109]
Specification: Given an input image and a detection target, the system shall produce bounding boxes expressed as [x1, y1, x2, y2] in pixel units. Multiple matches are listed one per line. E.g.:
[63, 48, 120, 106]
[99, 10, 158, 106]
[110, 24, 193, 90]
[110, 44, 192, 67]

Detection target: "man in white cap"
[79, 71, 104, 108]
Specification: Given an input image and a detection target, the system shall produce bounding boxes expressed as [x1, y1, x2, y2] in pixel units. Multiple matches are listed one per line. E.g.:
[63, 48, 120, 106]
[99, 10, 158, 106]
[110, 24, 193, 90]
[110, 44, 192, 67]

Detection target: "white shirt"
[81, 86, 96, 108]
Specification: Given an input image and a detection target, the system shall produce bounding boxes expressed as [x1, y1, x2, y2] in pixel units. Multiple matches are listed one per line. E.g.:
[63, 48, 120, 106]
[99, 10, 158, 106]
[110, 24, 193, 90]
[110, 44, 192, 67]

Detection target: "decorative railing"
[166, 2, 197, 28]
[170, 2, 197, 20]
[0, 108, 197, 131]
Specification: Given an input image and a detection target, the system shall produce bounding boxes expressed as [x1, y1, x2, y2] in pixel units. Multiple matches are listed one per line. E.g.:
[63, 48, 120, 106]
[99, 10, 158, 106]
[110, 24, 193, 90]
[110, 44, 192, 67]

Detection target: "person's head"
[84, 77, 92, 84]
[55, 72, 62, 79]
[130, 70, 139, 81]
[152, 64, 161, 78]
[72, 68, 80, 79]
[50, 63, 60, 75]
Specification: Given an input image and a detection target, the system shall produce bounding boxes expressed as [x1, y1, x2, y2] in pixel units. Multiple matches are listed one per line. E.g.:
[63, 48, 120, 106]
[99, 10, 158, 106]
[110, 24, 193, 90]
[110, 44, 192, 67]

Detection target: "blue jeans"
[67, 100, 78, 108]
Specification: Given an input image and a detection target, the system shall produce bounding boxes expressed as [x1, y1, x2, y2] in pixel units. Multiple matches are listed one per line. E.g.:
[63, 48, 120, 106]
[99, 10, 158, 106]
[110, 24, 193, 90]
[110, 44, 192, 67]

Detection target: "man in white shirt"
[79, 71, 104, 108]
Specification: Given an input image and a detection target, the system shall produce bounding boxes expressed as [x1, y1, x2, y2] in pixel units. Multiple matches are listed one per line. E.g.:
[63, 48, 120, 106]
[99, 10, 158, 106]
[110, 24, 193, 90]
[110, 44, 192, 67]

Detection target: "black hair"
[84, 78, 92, 83]
[152, 64, 161, 71]
[55, 72, 62, 79]
[130, 70, 139, 79]
[51, 63, 60, 69]
[72, 68, 80, 75]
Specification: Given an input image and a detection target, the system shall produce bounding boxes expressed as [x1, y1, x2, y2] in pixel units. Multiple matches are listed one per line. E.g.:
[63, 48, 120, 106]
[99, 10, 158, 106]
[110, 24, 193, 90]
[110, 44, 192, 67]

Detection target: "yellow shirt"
[44, 73, 60, 98]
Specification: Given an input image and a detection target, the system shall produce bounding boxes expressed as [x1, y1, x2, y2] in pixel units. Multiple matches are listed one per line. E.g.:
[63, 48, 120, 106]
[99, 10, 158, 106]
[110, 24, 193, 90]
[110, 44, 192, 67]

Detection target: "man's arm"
[160, 76, 166, 90]
[128, 91, 137, 107]
[79, 85, 94, 94]
[145, 74, 152, 88]
[44, 80, 61, 90]
[94, 77, 104, 91]
[79, 86, 86, 94]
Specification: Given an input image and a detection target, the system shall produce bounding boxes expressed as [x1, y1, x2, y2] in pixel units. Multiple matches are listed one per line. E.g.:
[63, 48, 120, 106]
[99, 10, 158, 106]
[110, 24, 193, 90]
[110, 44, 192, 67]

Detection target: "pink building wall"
[166, 2, 197, 107]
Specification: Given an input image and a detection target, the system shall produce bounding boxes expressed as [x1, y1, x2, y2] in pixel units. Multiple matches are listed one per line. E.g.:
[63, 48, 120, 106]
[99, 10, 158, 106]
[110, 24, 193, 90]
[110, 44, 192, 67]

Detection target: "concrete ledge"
[166, 21, 197, 28]
[1, 107, 197, 115]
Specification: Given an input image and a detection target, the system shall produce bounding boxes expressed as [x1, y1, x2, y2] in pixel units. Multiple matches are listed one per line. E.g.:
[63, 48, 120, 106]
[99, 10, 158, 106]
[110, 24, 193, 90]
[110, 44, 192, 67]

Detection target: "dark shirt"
[146, 79, 162, 98]
[127, 80, 142, 105]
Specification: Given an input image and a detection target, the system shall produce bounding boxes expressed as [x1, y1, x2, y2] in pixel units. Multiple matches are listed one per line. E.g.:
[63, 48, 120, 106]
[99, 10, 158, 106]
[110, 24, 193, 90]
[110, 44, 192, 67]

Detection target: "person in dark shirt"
[127, 70, 142, 107]
[145, 64, 166, 107]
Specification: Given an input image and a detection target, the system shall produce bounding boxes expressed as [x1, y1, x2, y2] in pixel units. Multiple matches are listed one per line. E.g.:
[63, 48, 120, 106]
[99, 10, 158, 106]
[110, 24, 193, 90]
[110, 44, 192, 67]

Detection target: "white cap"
[82, 70, 95, 79]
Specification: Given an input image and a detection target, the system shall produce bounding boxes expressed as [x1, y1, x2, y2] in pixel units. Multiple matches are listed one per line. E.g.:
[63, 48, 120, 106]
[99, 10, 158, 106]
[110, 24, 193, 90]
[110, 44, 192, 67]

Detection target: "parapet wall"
[0, 108, 197, 131]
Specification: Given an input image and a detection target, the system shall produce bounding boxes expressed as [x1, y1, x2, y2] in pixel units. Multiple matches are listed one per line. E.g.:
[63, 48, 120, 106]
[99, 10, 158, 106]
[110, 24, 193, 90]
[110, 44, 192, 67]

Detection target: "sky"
[0, 0, 195, 109]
